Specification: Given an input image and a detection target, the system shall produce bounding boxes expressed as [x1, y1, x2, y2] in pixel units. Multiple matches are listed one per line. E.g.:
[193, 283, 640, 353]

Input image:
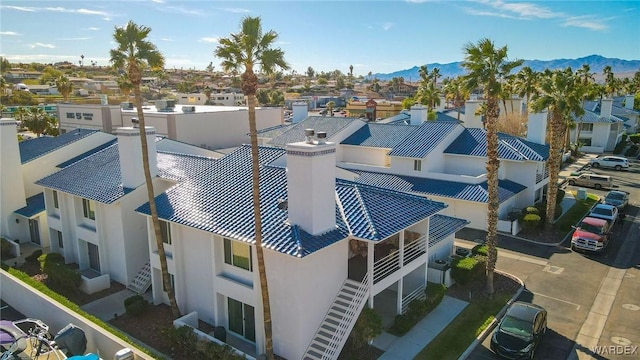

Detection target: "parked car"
[604, 190, 629, 210]
[589, 203, 619, 224]
[571, 216, 611, 252]
[589, 155, 629, 170]
[490, 301, 547, 359]
[566, 173, 612, 190]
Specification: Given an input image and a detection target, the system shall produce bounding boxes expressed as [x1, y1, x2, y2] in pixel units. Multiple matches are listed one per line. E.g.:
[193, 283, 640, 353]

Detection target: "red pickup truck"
[571, 217, 611, 253]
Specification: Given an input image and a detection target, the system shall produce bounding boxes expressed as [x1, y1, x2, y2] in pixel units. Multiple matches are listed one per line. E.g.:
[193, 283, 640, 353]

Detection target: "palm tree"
[530, 69, 584, 226]
[461, 38, 522, 296]
[215, 16, 288, 360]
[326, 100, 335, 116]
[203, 85, 213, 104]
[109, 21, 180, 319]
[574, 64, 595, 150]
[514, 66, 539, 113]
[430, 67, 441, 87]
[443, 76, 468, 121]
[603, 65, 616, 97]
[55, 75, 73, 102]
[15, 107, 55, 137]
[117, 74, 134, 100]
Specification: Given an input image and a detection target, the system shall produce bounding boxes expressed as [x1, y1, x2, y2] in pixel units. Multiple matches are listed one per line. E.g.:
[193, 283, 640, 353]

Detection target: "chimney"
[600, 99, 613, 118]
[625, 95, 635, 110]
[286, 129, 336, 235]
[116, 125, 158, 189]
[410, 104, 427, 125]
[464, 100, 484, 128]
[437, 96, 446, 112]
[292, 102, 308, 123]
[0, 119, 27, 239]
[527, 110, 548, 145]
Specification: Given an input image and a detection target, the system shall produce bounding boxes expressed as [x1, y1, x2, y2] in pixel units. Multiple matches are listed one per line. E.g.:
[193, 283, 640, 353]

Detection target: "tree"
[530, 69, 583, 226]
[349, 64, 354, 81]
[306, 66, 315, 78]
[443, 76, 468, 120]
[574, 64, 595, 150]
[326, 100, 335, 116]
[430, 67, 441, 87]
[203, 85, 213, 103]
[55, 76, 73, 102]
[256, 88, 271, 105]
[336, 76, 345, 90]
[109, 20, 180, 319]
[15, 106, 57, 137]
[215, 16, 289, 359]
[40, 66, 64, 85]
[461, 38, 522, 297]
[603, 65, 616, 97]
[514, 66, 539, 112]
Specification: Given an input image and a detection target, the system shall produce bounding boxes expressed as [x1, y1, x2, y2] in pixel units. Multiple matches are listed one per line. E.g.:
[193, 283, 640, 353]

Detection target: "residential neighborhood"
[1, 3, 640, 360]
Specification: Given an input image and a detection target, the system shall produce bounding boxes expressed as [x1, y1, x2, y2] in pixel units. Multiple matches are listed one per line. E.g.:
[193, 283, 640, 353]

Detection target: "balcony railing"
[536, 168, 549, 183]
[373, 233, 427, 283]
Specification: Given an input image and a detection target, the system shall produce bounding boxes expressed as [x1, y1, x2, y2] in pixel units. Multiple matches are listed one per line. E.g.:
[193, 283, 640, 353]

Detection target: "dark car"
[490, 301, 547, 359]
[604, 190, 629, 210]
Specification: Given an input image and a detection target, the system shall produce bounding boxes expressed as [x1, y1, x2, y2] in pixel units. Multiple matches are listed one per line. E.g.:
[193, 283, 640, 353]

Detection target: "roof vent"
[120, 102, 134, 110]
[304, 129, 315, 144]
[316, 131, 327, 144]
[155, 99, 176, 112]
[131, 118, 140, 128]
[277, 199, 288, 210]
[182, 105, 196, 113]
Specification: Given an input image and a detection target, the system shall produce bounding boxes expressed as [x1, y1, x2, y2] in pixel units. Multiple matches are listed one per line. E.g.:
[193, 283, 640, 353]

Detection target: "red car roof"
[581, 217, 608, 227]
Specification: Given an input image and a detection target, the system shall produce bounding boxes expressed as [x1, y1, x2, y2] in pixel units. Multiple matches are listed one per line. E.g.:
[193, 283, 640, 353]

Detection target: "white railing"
[373, 250, 399, 284]
[401, 286, 427, 314]
[322, 274, 370, 360]
[403, 234, 427, 265]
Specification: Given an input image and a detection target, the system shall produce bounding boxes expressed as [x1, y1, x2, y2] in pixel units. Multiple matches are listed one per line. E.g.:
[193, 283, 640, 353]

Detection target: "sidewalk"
[371, 295, 469, 360]
[80, 289, 153, 322]
[557, 153, 599, 185]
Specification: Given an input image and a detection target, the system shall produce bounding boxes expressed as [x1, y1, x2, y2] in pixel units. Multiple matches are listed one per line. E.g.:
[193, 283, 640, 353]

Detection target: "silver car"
[589, 156, 629, 170]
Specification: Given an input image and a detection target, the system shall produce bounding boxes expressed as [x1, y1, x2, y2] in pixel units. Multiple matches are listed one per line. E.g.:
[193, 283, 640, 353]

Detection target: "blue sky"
[1, 0, 639, 75]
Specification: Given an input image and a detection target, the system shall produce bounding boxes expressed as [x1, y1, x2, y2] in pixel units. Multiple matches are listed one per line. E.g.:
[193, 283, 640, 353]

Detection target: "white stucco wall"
[501, 160, 537, 207]
[341, 146, 390, 167]
[267, 239, 349, 360]
[57, 104, 123, 133]
[443, 154, 487, 177]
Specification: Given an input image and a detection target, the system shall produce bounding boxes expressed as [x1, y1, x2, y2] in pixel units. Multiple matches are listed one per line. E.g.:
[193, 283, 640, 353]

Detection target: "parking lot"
[467, 157, 640, 360]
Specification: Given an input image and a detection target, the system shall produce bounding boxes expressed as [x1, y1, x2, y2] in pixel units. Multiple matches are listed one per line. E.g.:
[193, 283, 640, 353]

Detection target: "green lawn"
[554, 192, 599, 233]
[415, 293, 511, 360]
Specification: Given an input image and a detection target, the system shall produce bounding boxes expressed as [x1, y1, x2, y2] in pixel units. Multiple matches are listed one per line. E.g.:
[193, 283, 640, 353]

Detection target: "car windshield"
[579, 222, 603, 234]
[592, 208, 612, 216]
[500, 315, 533, 340]
[607, 193, 624, 201]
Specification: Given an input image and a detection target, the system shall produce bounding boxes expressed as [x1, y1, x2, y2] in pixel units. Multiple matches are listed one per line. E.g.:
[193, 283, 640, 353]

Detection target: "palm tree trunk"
[134, 86, 180, 319]
[545, 111, 565, 227]
[485, 99, 500, 297]
[244, 71, 274, 360]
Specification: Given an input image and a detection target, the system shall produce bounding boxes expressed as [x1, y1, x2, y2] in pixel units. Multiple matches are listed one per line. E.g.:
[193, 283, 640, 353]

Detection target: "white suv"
[589, 156, 629, 170]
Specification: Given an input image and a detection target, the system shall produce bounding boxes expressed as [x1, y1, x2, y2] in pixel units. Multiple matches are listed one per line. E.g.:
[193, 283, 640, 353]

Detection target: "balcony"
[536, 168, 549, 183]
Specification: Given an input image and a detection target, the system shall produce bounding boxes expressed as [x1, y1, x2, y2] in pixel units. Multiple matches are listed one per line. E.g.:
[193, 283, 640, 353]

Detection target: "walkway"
[80, 289, 153, 322]
[371, 295, 469, 360]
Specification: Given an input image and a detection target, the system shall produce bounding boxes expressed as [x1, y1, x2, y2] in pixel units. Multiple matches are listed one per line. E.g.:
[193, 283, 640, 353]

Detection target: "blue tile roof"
[429, 214, 470, 246]
[444, 128, 549, 161]
[136, 146, 447, 257]
[14, 193, 45, 218]
[388, 121, 461, 158]
[256, 124, 293, 138]
[36, 143, 218, 204]
[19, 129, 99, 164]
[382, 112, 411, 124]
[347, 169, 526, 204]
[56, 139, 118, 168]
[268, 116, 362, 146]
[572, 111, 625, 124]
[341, 123, 417, 148]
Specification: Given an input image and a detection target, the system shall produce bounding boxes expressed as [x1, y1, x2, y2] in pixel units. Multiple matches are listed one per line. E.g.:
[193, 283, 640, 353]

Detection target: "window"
[82, 199, 95, 220]
[160, 220, 172, 245]
[580, 123, 593, 131]
[413, 159, 422, 171]
[224, 238, 253, 271]
[52, 191, 59, 209]
[56, 230, 63, 248]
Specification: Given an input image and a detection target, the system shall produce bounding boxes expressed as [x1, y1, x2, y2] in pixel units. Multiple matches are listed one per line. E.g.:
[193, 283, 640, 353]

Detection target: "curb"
[457, 270, 525, 360]
[497, 231, 567, 247]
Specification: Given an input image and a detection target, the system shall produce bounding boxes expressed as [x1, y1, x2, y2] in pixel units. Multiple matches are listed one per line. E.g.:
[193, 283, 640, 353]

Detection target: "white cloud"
[463, 7, 519, 19]
[383, 22, 393, 30]
[199, 37, 219, 43]
[467, 0, 562, 19]
[151, 0, 166, 3]
[160, 38, 175, 42]
[29, 43, 55, 49]
[57, 37, 92, 41]
[87, 27, 101, 31]
[164, 5, 204, 16]
[0, 6, 37, 12]
[562, 16, 609, 31]
[0, 31, 21, 36]
[218, 8, 250, 13]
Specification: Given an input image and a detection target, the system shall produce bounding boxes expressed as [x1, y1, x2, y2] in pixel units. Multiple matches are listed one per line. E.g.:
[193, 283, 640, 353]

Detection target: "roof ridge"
[353, 185, 378, 239]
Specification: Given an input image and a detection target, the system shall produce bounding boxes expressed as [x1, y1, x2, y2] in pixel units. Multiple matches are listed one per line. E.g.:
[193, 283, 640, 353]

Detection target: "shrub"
[165, 325, 198, 355]
[629, 133, 640, 144]
[471, 244, 489, 257]
[522, 213, 541, 233]
[613, 140, 627, 155]
[451, 257, 483, 285]
[389, 282, 446, 335]
[25, 249, 43, 263]
[124, 295, 149, 316]
[625, 144, 639, 157]
[37, 253, 80, 294]
[349, 307, 383, 350]
[38, 252, 64, 270]
[524, 206, 539, 215]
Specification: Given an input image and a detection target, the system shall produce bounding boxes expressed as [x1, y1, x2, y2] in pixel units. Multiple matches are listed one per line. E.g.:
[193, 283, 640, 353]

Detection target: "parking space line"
[531, 291, 581, 310]
[499, 251, 548, 266]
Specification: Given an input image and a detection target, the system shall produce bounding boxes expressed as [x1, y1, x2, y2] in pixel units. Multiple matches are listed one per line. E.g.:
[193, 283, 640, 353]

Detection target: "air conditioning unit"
[182, 105, 196, 113]
[155, 99, 176, 112]
[120, 102, 134, 110]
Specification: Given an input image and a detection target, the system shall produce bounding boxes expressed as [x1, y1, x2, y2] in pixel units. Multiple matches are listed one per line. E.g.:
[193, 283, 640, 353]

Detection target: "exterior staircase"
[302, 275, 370, 360]
[127, 260, 152, 294]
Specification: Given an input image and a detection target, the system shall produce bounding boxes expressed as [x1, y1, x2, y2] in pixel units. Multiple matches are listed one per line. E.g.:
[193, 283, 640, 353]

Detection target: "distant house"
[570, 99, 626, 153]
[28, 84, 59, 96]
[613, 95, 640, 134]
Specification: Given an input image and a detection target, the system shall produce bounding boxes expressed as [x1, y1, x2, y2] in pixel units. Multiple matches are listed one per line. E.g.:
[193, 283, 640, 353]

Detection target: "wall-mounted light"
[15, 218, 20, 224]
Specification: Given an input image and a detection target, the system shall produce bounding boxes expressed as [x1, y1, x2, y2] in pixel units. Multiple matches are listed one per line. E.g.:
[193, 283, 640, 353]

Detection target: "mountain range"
[372, 55, 640, 82]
